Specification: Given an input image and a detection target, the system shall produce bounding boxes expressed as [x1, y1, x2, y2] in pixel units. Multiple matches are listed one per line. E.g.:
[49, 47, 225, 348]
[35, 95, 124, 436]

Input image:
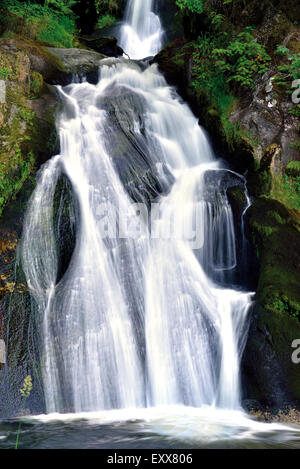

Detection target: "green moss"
[256, 304, 300, 402]
[96, 14, 117, 30]
[29, 70, 44, 98]
[1, 3, 76, 48]
[286, 160, 300, 177]
[271, 172, 300, 211]
[248, 197, 300, 323]
[0, 44, 58, 217]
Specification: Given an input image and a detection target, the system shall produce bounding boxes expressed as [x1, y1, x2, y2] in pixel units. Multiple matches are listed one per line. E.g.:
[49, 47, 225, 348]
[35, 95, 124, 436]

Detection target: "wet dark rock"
[45, 47, 106, 84]
[80, 36, 124, 58]
[242, 198, 300, 406]
[204, 169, 245, 200]
[96, 81, 174, 205]
[53, 176, 77, 284]
[242, 398, 265, 413]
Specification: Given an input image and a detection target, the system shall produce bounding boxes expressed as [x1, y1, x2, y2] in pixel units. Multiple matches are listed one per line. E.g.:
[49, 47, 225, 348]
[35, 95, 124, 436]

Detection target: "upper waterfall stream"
[119, 0, 163, 59]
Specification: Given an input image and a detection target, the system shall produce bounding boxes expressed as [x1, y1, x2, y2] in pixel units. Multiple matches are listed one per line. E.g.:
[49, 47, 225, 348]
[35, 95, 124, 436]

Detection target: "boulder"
[46, 47, 106, 81]
[79, 36, 124, 57]
[0, 38, 106, 86]
[242, 197, 300, 406]
[96, 72, 174, 205]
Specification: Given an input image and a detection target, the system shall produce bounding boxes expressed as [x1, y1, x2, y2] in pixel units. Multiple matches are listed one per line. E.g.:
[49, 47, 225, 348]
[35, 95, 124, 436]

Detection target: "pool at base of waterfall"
[1, 407, 300, 449]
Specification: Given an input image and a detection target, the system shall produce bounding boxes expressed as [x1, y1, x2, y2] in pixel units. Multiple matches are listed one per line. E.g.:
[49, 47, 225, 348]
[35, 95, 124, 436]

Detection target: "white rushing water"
[119, 0, 163, 59]
[21, 0, 253, 415]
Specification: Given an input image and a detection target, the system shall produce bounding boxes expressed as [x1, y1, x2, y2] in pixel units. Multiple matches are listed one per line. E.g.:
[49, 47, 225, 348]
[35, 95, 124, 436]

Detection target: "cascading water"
[119, 0, 163, 59]
[20, 0, 254, 415]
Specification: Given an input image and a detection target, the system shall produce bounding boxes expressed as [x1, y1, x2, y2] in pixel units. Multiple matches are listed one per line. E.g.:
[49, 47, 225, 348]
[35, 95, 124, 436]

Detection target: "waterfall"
[119, 0, 163, 59]
[20, 1, 253, 414]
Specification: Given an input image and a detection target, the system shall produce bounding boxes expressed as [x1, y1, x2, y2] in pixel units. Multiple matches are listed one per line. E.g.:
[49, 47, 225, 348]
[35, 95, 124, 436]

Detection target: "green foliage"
[213, 29, 271, 89]
[18, 108, 35, 122]
[270, 296, 299, 320]
[192, 33, 232, 108]
[0, 51, 19, 80]
[2, 0, 77, 47]
[29, 71, 44, 98]
[95, 0, 123, 16]
[210, 12, 225, 28]
[286, 160, 300, 173]
[277, 50, 300, 80]
[0, 150, 35, 217]
[248, 198, 300, 324]
[15, 375, 33, 449]
[176, 0, 203, 14]
[193, 28, 270, 98]
[191, 28, 270, 149]
[44, 0, 78, 16]
[275, 45, 290, 56]
[20, 374, 33, 399]
[96, 13, 116, 30]
[289, 104, 300, 119]
[271, 172, 300, 211]
[0, 66, 17, 80]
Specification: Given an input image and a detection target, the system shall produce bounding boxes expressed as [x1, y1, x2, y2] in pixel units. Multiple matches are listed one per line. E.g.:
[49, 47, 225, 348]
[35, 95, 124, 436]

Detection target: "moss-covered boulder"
[152, 38, 191, 93]
[242, 197, 300, 405]
[46, 47, 106, 79]
[0, 38, 106, 85]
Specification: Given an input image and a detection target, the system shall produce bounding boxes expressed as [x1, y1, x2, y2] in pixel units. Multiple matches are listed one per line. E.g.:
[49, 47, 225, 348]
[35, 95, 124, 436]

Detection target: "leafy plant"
[212, 29, 271, 89]
[271, 172, 300, 211]
[275, 45, 290, 56]
[96, 13, 116, 30]
[2, 0, 77, 47]
[15, 375, 33, 449]
[95, 0, 123, 16]
[277, 50, 300, 80]
[176, 0, 204, 14]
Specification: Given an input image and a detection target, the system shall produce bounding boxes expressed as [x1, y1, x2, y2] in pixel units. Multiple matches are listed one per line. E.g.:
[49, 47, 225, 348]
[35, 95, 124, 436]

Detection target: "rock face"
[0, 38, 107, 86]
[243, 198, 300, 405]
[0, 39, 60, 219]
[80, 36, 124, 57]
[96, 72, 174, 205]
[230, 69, 300, 171]
[46, 47, 106, 79]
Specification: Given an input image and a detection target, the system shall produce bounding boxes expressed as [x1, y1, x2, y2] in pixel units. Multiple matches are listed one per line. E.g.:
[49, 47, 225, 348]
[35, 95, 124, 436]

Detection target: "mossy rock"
[0, 39, 60, 217]
[45, 47, 106, 80]
[243, 197, 300, 405]
[0, 38, 106, 85]
[226, 185, 248, 229]
[152, 38, 191, 92]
